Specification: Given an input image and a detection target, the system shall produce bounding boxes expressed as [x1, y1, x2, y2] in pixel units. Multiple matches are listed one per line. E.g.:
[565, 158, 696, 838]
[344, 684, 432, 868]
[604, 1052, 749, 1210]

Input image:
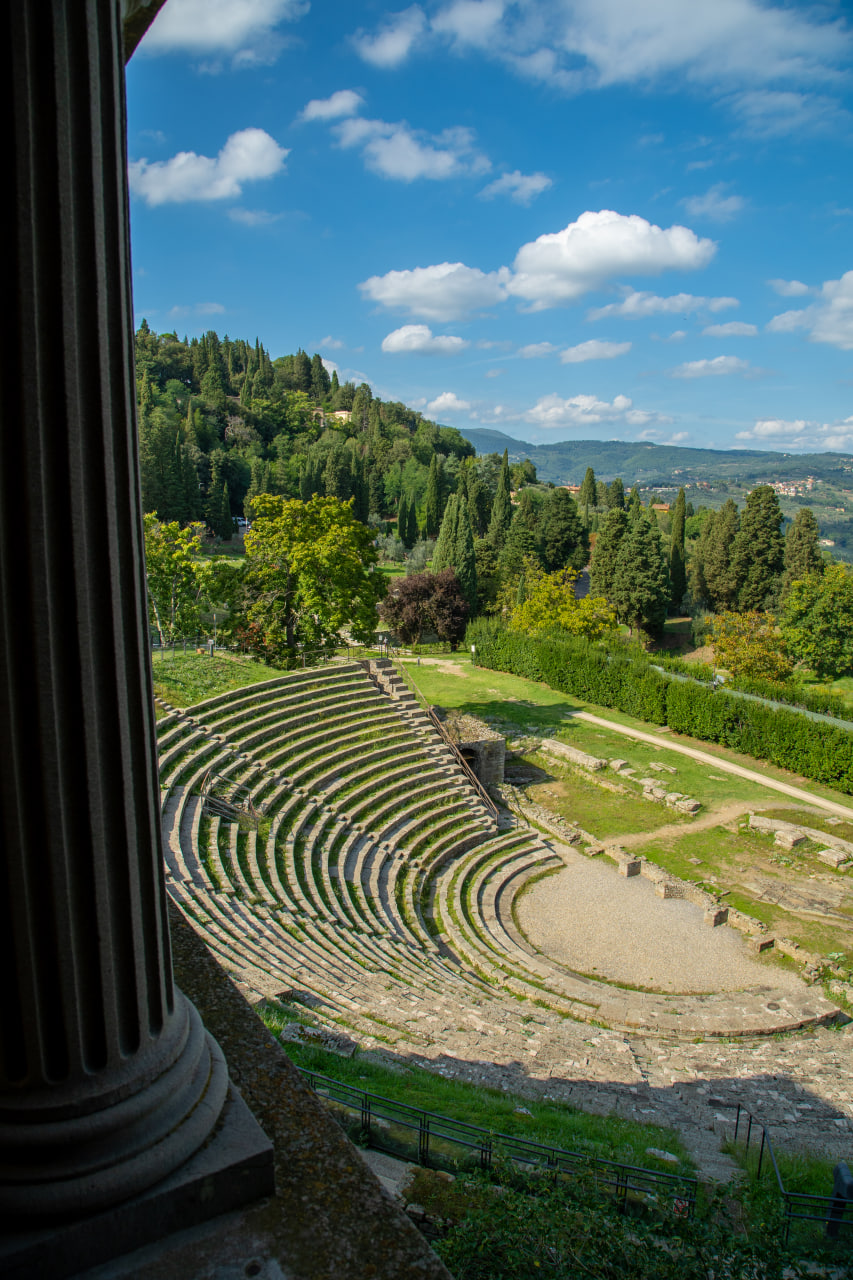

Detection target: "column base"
[0, 1084, 274, 1280]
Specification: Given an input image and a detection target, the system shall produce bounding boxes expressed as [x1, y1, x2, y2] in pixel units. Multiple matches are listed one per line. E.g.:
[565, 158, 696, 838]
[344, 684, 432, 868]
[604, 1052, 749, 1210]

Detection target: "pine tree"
[612, 512, 670, 635]
[628, 485, 642, 520]
[487, 449, 513, 551]
[589, 507, 629, 600]
[310, 353, 331, 402]
[541, 488, 588, 572]
[782, 507, 823, 595]
[730, 485, 785, 611]
[669, 487, 687, 610]
[218, 481, 233, 541]
[453, 496, 478, 611]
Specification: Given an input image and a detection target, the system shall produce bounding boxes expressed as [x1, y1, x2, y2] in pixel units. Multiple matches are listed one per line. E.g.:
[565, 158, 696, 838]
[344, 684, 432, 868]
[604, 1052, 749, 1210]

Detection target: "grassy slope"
[151, 650, 290, 707]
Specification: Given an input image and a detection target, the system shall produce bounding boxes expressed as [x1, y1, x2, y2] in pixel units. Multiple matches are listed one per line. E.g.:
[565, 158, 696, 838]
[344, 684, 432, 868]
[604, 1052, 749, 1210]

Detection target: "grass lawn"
[517, 756, 677, 838]
[259, 1012, 692, 1172]
[151, 650, 289, 707]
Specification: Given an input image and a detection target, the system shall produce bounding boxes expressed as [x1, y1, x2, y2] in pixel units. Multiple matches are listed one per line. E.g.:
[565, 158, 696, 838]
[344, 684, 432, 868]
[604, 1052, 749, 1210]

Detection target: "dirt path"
[603, 800, 756, 850]
[570, 710, 853, 820]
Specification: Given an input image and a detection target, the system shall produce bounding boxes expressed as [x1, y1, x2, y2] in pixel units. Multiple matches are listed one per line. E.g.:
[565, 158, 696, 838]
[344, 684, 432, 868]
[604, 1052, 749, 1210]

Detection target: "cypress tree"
[432, 493, 459, 573]
[406, 497, 419, 548]
[454, 496, 478, 611]
[589, 507, 629, 600]
[730, 485, 785, 611]
[605, 477, 625, 510]
[487, 449, 513, 551]
[218, 481, 233, 541]
[425, 454, 443, 538]
[541, 487, 588, 571]
[397, 493, 410, 548]
[669, 487, 687, 610]
[613, 511, 670, 635]
[578, 466, 596, 517]
[703, 499, 740, 611]
[782, 507, 823, 594]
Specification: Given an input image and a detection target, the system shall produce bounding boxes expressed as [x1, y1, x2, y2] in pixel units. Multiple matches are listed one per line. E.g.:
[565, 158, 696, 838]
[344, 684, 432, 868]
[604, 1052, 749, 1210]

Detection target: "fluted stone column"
[0, 0, 240, 1224]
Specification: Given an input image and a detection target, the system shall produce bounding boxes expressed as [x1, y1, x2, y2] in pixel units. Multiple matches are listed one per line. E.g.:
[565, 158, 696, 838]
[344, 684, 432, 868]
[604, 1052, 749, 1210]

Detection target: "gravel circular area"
[516, 854, 808, 995]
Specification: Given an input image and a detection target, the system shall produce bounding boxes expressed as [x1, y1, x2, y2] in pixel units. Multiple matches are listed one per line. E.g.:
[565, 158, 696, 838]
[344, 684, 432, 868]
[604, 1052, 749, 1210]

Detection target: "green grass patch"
[151, 651, 290, 707]
[519, 756, 673, 838]
[262, 1028, 692, 1172]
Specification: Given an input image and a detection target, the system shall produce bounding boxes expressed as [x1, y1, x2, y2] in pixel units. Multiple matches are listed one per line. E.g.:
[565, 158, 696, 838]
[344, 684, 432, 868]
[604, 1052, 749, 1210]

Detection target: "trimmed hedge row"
[476, 631, 853, 795]
[726, 672, 852, 722]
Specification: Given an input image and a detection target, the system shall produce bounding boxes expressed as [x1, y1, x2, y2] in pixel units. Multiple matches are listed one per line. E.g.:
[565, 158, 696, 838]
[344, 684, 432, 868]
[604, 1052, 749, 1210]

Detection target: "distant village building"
[332, 409, 353, 423]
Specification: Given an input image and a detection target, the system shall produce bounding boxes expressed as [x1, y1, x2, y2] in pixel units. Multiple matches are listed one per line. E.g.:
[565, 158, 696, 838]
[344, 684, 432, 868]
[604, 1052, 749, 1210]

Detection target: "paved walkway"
[569, 711, 853, 819]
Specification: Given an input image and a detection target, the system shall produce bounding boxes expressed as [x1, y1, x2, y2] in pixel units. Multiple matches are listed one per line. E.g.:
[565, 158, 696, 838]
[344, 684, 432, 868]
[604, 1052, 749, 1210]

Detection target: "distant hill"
[458, 428, 853, 488]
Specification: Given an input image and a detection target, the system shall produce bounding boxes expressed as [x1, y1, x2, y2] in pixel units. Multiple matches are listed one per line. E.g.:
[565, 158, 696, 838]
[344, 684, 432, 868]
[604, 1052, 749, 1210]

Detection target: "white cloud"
[734, 416, 853, 451]
[588, 288, 737, 320]
[686, 159, 713, 172]
[299, 90, 363, 123]
[766, 271, 853, 350]
[333, 117, 489, 181]
[129, 129, 287, 205]
[560, 339, 631, 363]
[681, 183, 745, 222]
[351, 6, 426, 67]
[667, 431, 690, 442]
[359, 262, 510, 322]
[227, 208, 282, 226]
[523, 392, 660, 430]
[320, 335, 344, 350]
[702, 321, 757, 336]
[479, 170, 552, 205]
[518, 342, 558, 358]
[140, 0, 308, 60]
[169, 302, 226, 317]
[485, 368, 504, 377]
[426, 0, 850, 99]
[671, 355, 750, 378]
[666, 330, 687, 341]
[768, 278, 811, 297]
[730, 90, 852, 139]
[321, 358, 339, 377]
[508, 210, 716, 311]
[736, 418, 810, 440]
[426, 391, 472, 416]
[381, 324, 469, 355]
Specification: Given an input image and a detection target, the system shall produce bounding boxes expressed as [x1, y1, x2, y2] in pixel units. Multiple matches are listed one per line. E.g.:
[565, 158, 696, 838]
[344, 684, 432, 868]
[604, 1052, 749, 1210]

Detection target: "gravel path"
[570, 711, 853, 819]
[517, 851, 810, 995]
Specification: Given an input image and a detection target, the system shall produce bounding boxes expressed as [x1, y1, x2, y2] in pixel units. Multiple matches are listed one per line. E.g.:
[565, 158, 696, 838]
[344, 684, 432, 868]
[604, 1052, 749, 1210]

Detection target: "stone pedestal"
[0, 1, 273, 1268]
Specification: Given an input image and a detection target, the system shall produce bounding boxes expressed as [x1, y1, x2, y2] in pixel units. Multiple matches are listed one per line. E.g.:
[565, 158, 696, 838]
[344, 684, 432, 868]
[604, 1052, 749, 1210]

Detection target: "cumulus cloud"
[129, 129, 287, 205]
[479, 170, 553, 205]
[702, 321, 757, 336]
[736, 416, 853, 450]
[508, 210, 716, 311]
[381, 324, 469, 354]
[671, 355, 751, 378]
[299, 90, 363, 123]
[518, 342, 558, 358]
[140, 0, 308, 62]
[588, 288, 737, 320]
[766, 271, 853, 350]
[426, 391, 472, 416]
[560, 339, 632, 363]
[351, 6, 426, 67]
[681, 183, 745, 222]
[523, 392, 660, 430]
[426, 0, 850, 99]
[320, 335, 344, 349]
[359, 262, 511, 321]
[334, 117, 489, 181]
[730, 90, 852, 139]
[169, 302, 226, 317]
[768, 278, 811, 297]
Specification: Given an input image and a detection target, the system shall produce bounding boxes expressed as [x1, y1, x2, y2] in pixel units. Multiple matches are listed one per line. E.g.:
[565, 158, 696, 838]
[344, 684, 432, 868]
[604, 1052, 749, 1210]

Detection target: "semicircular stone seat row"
[157, 660, 839, 1047]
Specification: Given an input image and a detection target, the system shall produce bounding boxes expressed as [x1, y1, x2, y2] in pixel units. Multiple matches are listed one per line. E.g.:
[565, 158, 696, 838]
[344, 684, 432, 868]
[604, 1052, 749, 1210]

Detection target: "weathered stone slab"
[774, 830, 807, 849]
[540, 739, 607, 771]
[818, 849, 848, 869]
[618, 859, 642, 877]
[704, 907, 729, 927]
[749, 936, 775, 953]
[609, 758, 630, 772]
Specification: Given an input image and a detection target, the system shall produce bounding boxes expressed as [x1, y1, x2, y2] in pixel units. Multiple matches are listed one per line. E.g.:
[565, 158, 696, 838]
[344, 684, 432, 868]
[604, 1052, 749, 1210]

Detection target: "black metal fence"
[732, 1103, 853, 1246]
[298, 1068, 697, 1219]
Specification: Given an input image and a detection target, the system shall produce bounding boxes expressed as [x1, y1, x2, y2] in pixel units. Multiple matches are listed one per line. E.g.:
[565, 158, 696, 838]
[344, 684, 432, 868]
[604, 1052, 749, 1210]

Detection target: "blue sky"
[127, 0, 853, 453]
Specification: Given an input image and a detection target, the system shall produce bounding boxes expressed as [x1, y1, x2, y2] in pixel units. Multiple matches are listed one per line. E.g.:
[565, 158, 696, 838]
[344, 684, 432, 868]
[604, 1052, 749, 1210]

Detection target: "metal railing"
[733, 1103, 853, 1245]
[299, 1067, 697, 1219]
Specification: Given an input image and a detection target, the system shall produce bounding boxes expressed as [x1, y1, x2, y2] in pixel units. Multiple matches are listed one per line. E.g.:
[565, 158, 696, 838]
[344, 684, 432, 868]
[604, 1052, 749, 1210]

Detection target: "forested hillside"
[134, 322, 477, 535]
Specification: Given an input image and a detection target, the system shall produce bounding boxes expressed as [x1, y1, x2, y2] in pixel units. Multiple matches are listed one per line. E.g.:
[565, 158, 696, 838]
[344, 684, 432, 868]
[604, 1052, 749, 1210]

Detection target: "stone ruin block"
[749, 936, 775, 953]
[675, 799, 701, 814]
[609, 758, 630, 772]
[618, 858, 642, 877]
[655, 881, 679, 899]
[541, 738, 607, 771]
[818, 849, 848, 869]
[774, 829, 806, 849]
[704, 907, 729, 927]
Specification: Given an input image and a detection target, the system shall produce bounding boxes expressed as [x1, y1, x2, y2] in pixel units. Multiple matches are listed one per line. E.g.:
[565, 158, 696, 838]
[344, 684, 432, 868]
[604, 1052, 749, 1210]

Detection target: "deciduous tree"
[710, 610, 792, 681]
[782, 563, 853, 679]
[379, 569, 469, 648]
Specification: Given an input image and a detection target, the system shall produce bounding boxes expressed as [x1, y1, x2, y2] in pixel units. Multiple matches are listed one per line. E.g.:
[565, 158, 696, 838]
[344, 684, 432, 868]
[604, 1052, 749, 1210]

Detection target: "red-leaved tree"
[379, 569, 469, 649]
